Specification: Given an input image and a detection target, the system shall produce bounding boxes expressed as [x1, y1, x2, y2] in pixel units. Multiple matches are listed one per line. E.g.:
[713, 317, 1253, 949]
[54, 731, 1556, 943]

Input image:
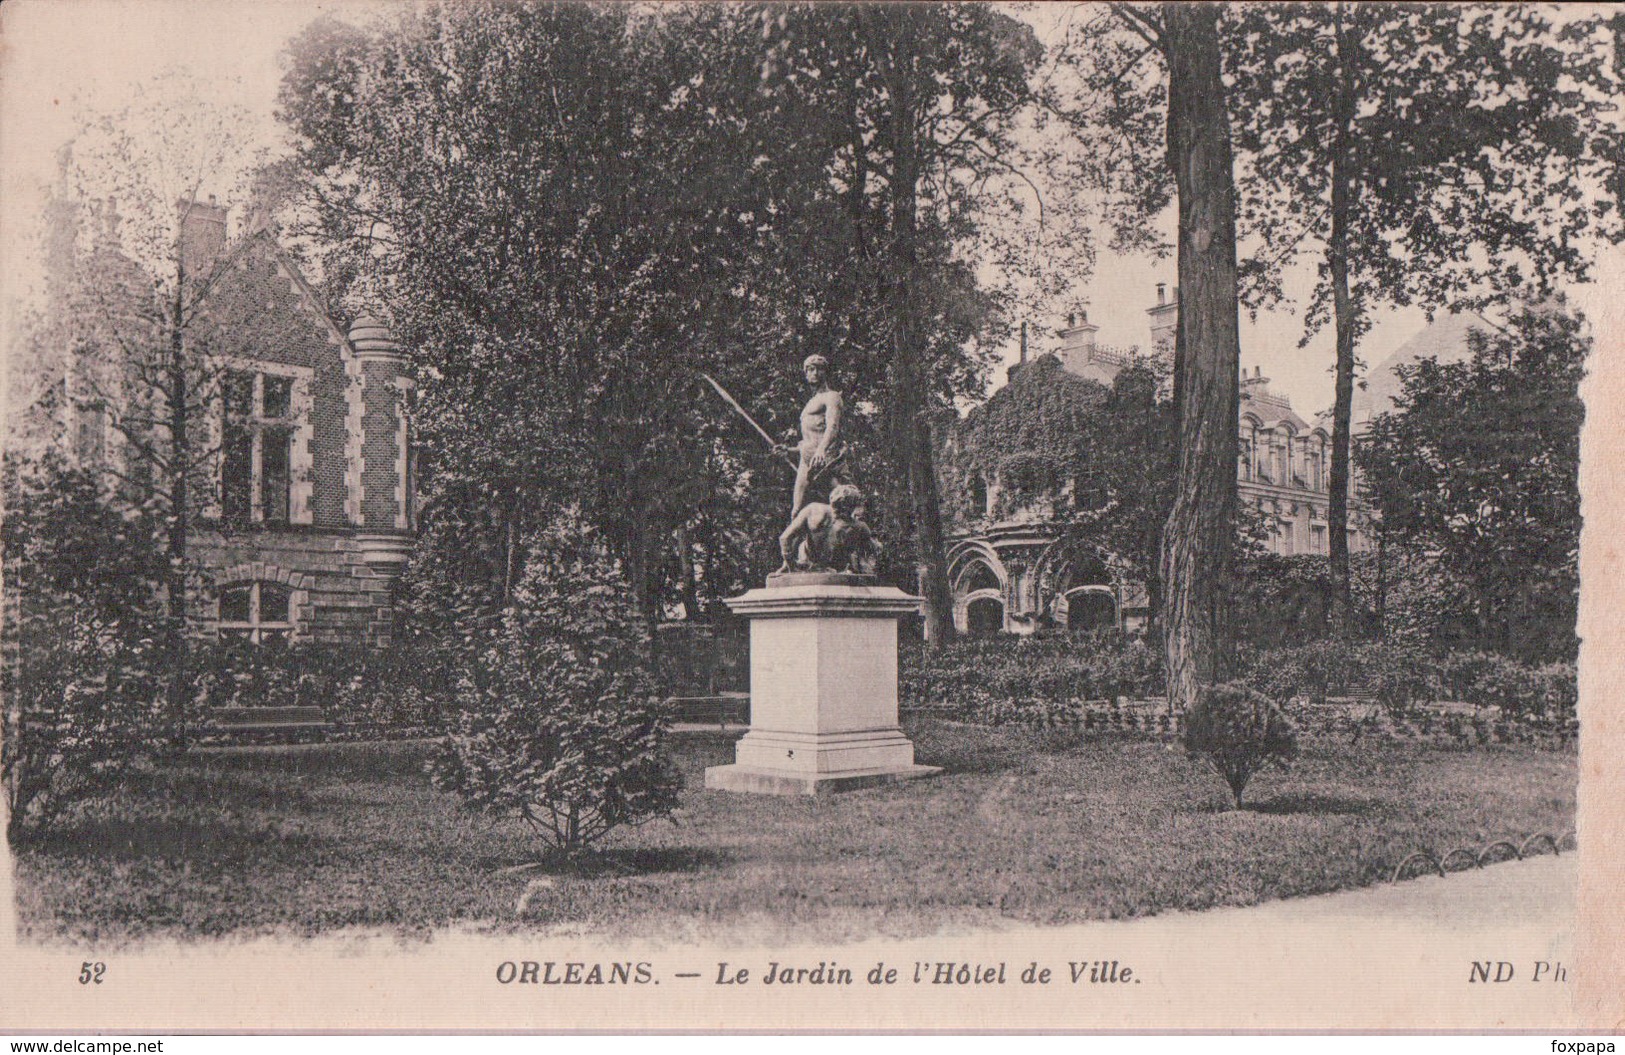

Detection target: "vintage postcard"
[2, 0, 1622, 1033]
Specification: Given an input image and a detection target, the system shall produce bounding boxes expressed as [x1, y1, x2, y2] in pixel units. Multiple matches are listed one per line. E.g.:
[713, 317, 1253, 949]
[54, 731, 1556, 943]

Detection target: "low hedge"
[1240, 642, 1576, 724]
[901, 633, 1165, 712]
[190, 638, 453, 736]
[901, 634, 1576, 738]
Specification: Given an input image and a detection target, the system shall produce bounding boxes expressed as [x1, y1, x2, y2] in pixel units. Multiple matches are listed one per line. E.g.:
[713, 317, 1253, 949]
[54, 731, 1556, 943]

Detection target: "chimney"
[1147, 283, 1177, 356]
[1019, 320, 1028, 364]
[177, 197, 228, 273]
[1058, 307, 1099, 374]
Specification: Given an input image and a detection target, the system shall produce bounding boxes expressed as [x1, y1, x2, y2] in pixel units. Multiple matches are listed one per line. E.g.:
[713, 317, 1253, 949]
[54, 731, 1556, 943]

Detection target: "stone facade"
[1238, 367, 1377, 560]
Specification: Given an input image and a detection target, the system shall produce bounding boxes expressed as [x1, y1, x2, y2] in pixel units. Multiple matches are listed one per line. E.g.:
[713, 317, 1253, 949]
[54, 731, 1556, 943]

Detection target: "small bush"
[1361, 641, 1442, 716]
[428, 520, 681, 855]
[3, 456, 169, 840]
[1182, 682, 1299, 809]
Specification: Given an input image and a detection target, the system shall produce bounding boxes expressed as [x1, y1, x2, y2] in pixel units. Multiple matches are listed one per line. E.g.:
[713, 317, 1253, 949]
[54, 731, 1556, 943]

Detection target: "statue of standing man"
[774, 354, 844, 515]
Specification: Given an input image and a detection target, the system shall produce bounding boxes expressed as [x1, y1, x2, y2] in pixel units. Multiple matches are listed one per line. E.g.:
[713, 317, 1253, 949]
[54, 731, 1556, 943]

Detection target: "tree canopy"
[278, 2, 1090, 630]
[1225, 2, 1623, 630]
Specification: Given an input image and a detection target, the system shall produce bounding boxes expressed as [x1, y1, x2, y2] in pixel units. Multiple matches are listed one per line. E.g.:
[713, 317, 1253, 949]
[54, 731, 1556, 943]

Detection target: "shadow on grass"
[909, 724, 1078, 777]
[479, 846, 728, 877]
[17, 814, 344, 866]
[1247, 791, 1395, 817]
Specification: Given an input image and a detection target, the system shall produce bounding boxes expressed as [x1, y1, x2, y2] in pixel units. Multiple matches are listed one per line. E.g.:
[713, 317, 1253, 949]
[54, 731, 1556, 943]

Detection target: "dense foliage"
[2, 458, 168, 839]
[900, 633, 1165, 714]
[428, 520, 681, 854]
[898, 630, 1575, 740]
[1225, 4, 1621, 627]
[939, 357, 1176, 624]
[1358, 304, 1585, 662]
[190, 638, 449, 737]
[1182, 682, 1299, 809]
[21, 82, 288, 740]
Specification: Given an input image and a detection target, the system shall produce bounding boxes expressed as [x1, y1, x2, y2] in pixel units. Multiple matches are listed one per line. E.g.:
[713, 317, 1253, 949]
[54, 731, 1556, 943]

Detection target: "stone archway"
[965, 595, 1006, 636]
[948, 542, 1009, 635]
[1063, 587, 1118, 633]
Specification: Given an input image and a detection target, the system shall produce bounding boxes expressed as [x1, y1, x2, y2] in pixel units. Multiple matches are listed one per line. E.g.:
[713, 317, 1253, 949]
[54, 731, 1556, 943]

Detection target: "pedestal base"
[708, 581, 935, 797]
[704, 762, 941, 796]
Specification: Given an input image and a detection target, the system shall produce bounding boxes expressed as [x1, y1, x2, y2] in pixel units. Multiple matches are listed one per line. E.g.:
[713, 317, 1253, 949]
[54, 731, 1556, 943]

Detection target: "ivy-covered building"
[938, 285, 1375, 637]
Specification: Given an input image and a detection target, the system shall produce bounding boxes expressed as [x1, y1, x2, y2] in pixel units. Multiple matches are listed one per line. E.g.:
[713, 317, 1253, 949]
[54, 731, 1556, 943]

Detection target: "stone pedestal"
[704, 577, 940, 796]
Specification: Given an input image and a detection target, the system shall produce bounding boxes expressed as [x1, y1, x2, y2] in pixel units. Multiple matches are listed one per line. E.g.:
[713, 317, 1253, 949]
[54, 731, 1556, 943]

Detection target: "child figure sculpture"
[776, 483, 880, 577]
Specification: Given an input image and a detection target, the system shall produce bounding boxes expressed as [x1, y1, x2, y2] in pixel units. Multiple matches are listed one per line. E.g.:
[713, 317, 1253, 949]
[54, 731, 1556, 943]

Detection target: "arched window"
[966, 597, 1005, 636]
[219, 581, 294, 645]
[965, 562, 1001, 594]
[1066, 591, 1116, 634]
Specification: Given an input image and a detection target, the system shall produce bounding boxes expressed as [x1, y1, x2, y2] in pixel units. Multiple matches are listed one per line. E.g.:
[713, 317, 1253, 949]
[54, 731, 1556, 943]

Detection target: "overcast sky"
[3, 0, 1616, 421]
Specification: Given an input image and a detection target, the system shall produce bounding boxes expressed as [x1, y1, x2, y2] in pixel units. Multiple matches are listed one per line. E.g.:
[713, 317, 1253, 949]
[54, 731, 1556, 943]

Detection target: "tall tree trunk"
[623, 509, 658, 627]
[1159, 2, 1242, 713]
[165, 293, 191, 747]
[674, 524, 700, 621]
[1326, 1, 1359, 637]
[883, 17, 955, 646]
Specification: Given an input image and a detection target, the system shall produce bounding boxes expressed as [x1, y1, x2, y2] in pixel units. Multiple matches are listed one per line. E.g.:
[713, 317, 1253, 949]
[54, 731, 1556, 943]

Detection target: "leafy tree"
[754, 3, 1111, 643]
[1052, 3, 1247, 706]
[428, 516, 681, 855]
[1074, 362, 1178, 625]
[23, 84, 277, 742]
[282, 4, 1091, 639]
[1351, 544, 1481, 652]
[1357, 303, 1585, 662]
[280, 4, 869, 621]
[1085, 4, 1247, 713]
[1226, 3, 1624, 631]
[1052, 4, 1619, 663]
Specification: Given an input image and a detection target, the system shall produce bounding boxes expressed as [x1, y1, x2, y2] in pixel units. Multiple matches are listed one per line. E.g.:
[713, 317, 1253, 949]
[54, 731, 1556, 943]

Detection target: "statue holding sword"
[702, 354, 846, 516]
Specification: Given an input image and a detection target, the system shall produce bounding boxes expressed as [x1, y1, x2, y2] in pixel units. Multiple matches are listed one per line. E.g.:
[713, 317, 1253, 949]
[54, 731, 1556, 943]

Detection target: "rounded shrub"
[1182, 682, 1299, 809]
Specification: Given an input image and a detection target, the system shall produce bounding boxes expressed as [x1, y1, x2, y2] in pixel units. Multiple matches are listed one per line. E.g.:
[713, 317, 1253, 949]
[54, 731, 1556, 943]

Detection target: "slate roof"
[1352, 310, 1493, 427]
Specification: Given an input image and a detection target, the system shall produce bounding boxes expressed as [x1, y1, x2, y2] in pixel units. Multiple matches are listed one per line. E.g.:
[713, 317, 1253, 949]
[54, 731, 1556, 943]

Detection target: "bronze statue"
[777, 483, 880, 576]
[773, 354, 844, 515]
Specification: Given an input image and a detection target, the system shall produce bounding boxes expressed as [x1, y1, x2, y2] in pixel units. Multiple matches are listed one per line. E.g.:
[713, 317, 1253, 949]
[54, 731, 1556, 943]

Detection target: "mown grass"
[11, 721, 1575, 946]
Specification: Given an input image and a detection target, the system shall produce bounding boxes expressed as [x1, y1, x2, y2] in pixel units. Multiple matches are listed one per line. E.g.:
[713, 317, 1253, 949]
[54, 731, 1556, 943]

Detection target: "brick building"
[12, 198, 414, 647]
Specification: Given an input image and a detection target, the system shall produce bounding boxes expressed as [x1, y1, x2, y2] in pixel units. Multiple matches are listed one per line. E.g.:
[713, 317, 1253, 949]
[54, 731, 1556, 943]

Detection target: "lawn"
[11, 721, 1576, 946]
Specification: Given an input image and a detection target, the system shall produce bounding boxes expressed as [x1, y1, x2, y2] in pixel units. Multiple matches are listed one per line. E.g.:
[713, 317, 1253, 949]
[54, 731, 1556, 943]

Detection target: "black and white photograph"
[1, 0, 1621, 1033]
